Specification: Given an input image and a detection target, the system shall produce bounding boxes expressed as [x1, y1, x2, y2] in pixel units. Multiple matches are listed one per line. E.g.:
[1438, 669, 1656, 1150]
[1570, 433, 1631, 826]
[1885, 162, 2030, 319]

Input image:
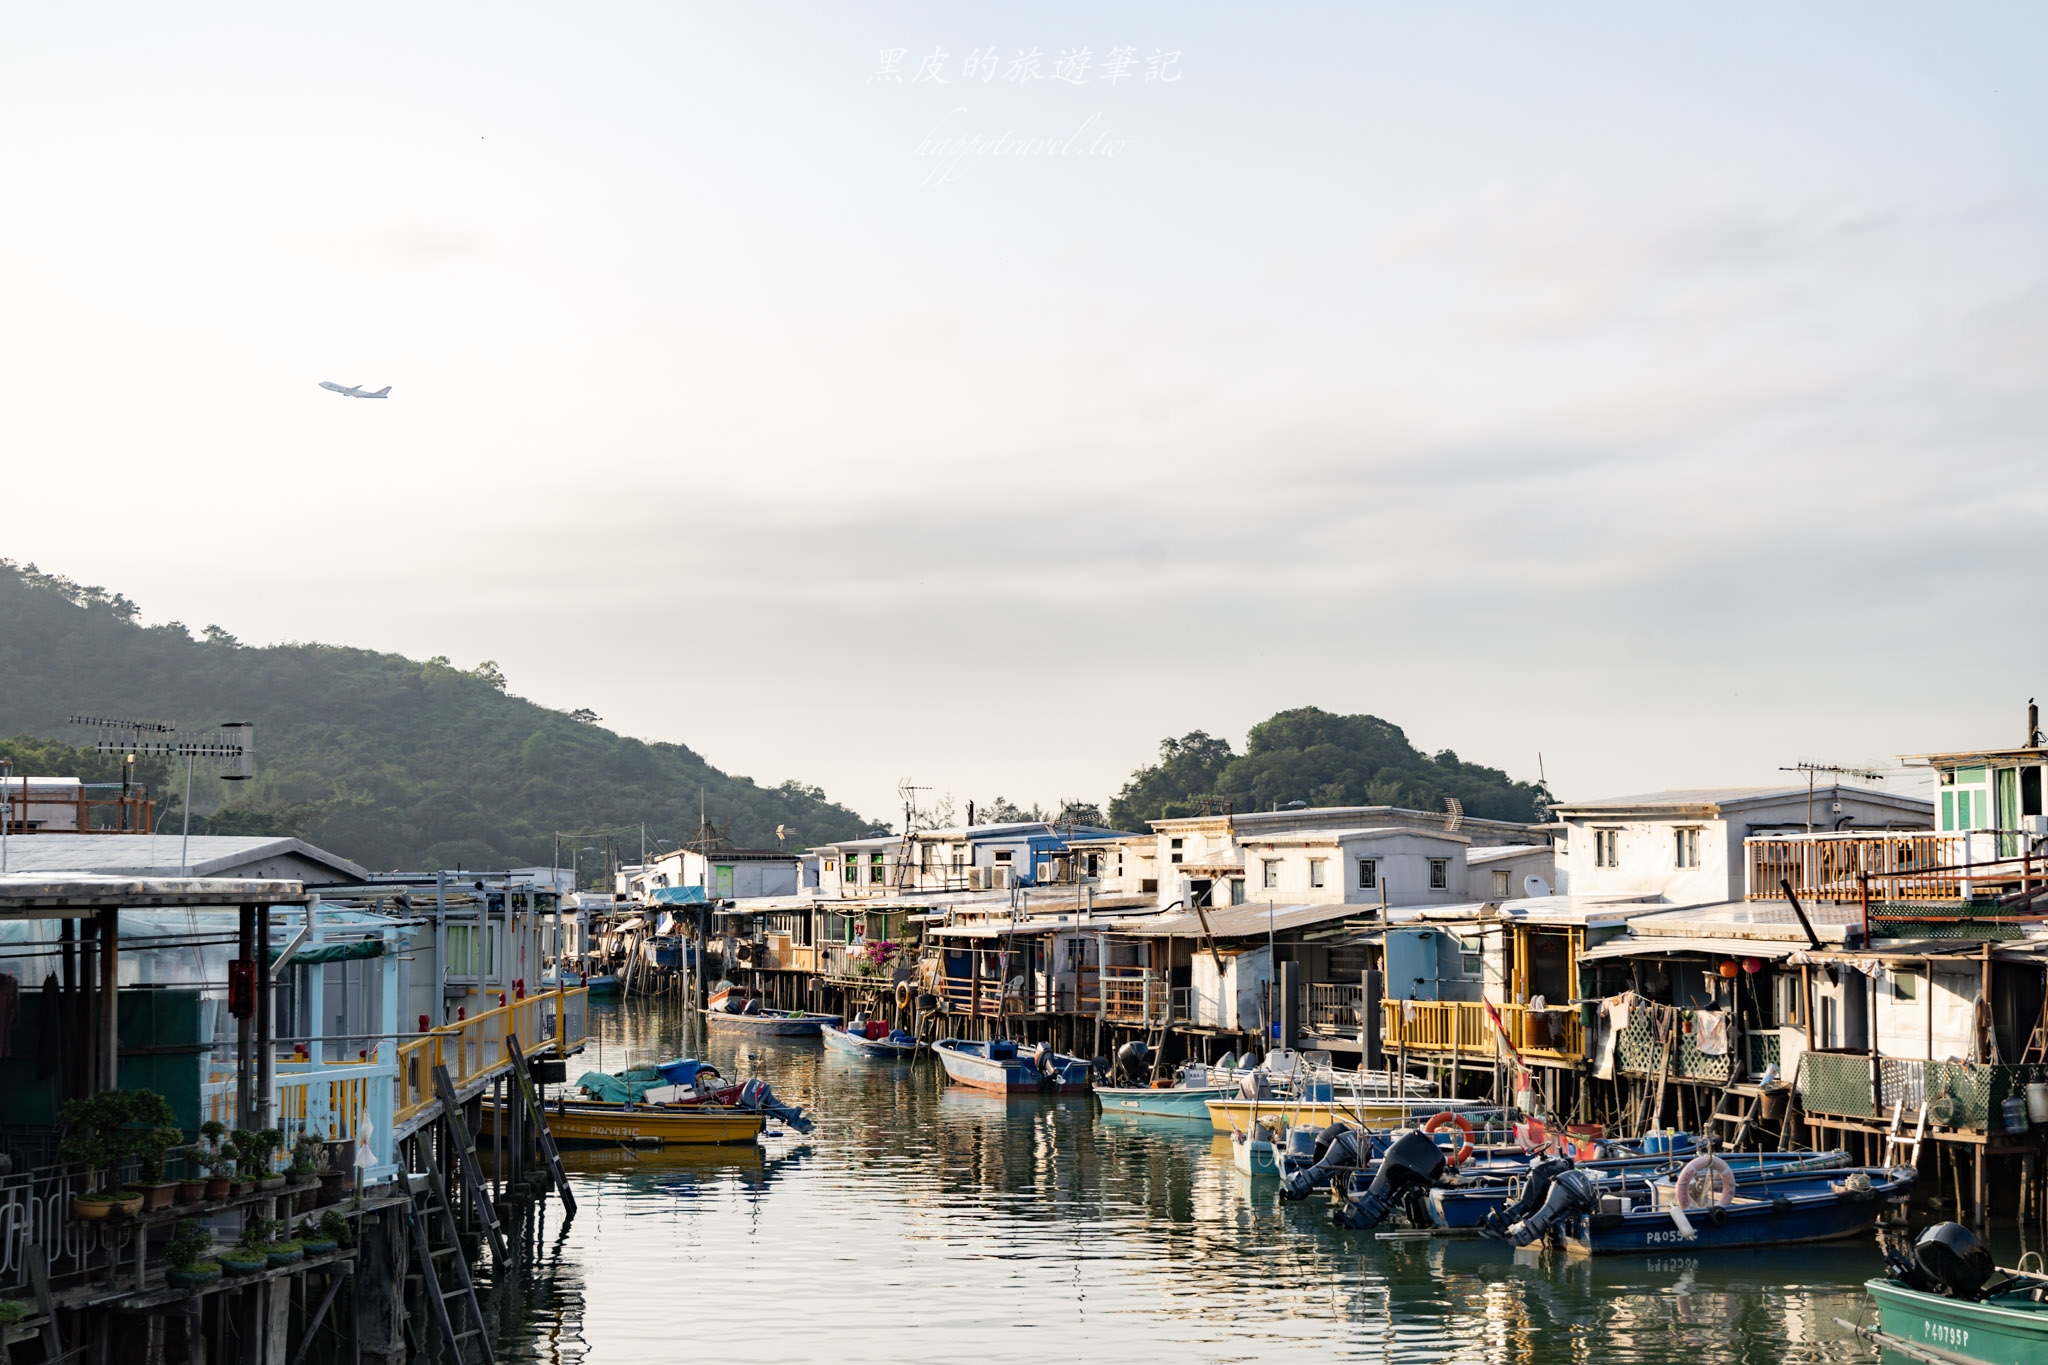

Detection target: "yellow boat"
[479, 1099, 766, 1148]
[1202, 1096, 1484, 1135]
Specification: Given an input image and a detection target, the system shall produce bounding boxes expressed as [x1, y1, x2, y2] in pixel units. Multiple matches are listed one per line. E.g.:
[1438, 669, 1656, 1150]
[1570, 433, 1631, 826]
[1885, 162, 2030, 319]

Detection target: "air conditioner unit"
[993, 866, 1014, 890]
[967, 867, 988, 891]
[1035, 862, 1054, 883]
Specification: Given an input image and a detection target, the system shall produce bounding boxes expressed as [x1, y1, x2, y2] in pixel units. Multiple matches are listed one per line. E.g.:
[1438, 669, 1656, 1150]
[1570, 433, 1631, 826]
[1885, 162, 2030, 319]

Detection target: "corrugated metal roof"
[1580, 936, 1799, 963]
[1122, 901, 1365, 938]
[0, 834, 366, 881]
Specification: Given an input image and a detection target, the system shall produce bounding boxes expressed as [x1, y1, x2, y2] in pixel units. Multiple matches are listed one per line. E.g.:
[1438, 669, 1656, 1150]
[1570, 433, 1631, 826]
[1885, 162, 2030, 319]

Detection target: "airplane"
[318, 382, 391, 399]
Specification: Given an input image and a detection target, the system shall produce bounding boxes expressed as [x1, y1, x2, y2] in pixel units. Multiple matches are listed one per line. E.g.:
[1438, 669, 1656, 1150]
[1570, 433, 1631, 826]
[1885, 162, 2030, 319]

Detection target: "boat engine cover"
[1509, 1168, 1598, 1247]
[1914, 1222, 1994, 1299]
[1331, 1129, 1447, 1230]
[1114, 1040, 1150, 1087]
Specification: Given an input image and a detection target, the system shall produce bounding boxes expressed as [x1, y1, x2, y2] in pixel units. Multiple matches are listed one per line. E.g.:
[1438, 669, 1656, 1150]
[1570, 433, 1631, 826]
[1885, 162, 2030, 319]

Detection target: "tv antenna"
[1778, 760, 1884, 833]
[69, 714, 255, 872]
[1443, 795, 1465, 833]
[896, 777, 931, 833]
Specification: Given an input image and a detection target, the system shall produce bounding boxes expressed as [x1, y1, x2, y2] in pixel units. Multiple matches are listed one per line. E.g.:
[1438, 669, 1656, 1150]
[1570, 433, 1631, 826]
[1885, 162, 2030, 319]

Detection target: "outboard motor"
[1239, 1070, 1274, 1102]
[1893, 1222, 1996, 1300]
[1281, 1125, 1368, 1201]
[1035, 1043, 1064, 1089]
[1113, 1040, 1151, 1087]
[1331, 1129, 1446, 1230]
[736, 1078, 814, 1135]
[1480, 1153, 1577, 1240]
[1507, 1167, 1599, 1247]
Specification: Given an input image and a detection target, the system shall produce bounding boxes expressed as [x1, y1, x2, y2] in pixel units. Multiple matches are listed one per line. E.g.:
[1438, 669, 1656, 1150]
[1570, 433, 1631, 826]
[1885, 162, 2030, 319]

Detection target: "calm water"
[472, 999, 1968, 1365]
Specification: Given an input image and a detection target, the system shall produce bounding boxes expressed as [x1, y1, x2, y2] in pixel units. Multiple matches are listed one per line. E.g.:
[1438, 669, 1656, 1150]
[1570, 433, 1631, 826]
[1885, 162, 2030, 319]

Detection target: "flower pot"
[219, 1256, 266, 1277]
[258, 1176, 286, 1193]
[299, 1238, 338, 1256]
[176, 1180, 208, 1204]
[71, 1196, 114, 1221]
[231, 1181, 255, 1197]
[318, 1172, 350, 1202]
[266, 1247, 303, 1267]
[106, 1193, 145, 1217]
[141, 1183, 178, 1212]
[204, 1178, 232, 1201]
[166, 1266, 223, 1288]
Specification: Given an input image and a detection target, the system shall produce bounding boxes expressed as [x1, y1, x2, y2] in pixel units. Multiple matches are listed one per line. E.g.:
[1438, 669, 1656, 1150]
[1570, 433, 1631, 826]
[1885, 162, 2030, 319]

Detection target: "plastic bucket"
[2027, 1082, 2048, 1125]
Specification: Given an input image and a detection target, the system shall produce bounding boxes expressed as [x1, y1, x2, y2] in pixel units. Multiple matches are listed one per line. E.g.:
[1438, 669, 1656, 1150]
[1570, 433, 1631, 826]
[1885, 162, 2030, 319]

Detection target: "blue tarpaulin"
[651, 886, 709, 905]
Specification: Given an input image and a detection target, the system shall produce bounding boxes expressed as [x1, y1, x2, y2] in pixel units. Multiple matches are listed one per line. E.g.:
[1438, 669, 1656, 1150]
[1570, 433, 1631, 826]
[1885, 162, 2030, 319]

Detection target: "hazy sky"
[4, 4, 2042, 822]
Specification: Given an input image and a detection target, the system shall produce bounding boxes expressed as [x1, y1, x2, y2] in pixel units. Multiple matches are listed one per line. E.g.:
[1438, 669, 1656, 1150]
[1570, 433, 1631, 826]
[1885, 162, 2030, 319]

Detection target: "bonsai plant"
[163, 1219, 221, 1288]
[0, 1301, 28, 1326]
[58, 1089, 178, 1219]
[228, 1129, 284, 1193]
[296, 1216, 338, 1256]
[287, 1133, 323, 1185]
[133, 1121, 186, 1211]
[319, 1209, 352, 1248]
[196, 1122, 232, 1200]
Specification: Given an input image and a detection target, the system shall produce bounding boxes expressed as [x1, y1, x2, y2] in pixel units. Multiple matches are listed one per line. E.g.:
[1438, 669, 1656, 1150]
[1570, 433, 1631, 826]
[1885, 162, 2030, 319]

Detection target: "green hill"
[1108, 706, 1549, 829]
[0, 559, 873, 872]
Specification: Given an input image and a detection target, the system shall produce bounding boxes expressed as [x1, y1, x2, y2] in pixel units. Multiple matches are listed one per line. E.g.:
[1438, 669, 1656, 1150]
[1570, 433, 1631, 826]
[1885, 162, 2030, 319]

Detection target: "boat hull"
[480, 1101, 765, 1148]
[1560, 1172, 1912, 1255]
[822, 1025, 917, 1059]
[1096, 1085, 1233, 1119]
[1204, 1096, 1486, 1134]
[1865, 1276, 2048, 1365]
[705, 1010, 841, 1037]
[934, 1040, 1090, 1093]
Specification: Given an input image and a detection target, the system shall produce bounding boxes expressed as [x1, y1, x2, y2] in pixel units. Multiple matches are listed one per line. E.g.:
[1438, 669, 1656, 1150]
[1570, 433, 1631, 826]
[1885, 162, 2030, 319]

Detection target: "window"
[1891, 970, 1919, 1002]
[1170, 838, 1183, 849]
[1675, 828, 1700, 869]
[994, 850, 1013, 863]
[868, 852, 885, 884]
[824, 859, 836, 873]
[1309, 858, 1327, 888]
[1230, 878, 1246, 905]
[1086, 853, 1100, 876]
[1171, 852, 1182, 864]
[1262, 859, 1281, 889]
[1428, 858, 1448, 890]
[1140, 878, 1159, 894]
[1459, 936, 1482, 976]
[1358, 858, 1378, 890]
[1594, 830, 1620, 868]
[1492, 869, 1511, 897]
[446, 924, 477, 977]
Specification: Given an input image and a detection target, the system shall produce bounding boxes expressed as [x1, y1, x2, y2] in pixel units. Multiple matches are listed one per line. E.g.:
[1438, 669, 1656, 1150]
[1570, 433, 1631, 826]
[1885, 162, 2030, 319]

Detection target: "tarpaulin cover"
[652, 886, 708, 905]
[575, 1067, 667, 1103]
[269, 938, 385, 966]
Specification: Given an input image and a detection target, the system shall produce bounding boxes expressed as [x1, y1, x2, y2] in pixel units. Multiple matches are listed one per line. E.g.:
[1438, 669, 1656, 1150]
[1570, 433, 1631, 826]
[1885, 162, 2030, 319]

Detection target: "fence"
[1306, 984, 1362, 1036]
[1381, 1000, 1586, 1062]
[1099, 967, 1175, 1026]
[396, 987, 589, 1129]
[1747, 832, 1967, 902]
[1798, 1051, 2045, 1131]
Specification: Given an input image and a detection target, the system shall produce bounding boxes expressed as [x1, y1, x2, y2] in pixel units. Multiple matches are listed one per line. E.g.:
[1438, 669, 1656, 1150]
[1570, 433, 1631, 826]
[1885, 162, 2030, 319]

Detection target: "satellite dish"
[1523, 874, 1552, 898]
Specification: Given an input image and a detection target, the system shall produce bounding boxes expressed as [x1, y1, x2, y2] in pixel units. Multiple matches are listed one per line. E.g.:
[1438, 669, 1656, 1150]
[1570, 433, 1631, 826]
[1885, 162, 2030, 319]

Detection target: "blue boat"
[934, 1039, 1091, 1093]
[1095, 1081, 1234, 1118]
[1559, 1166, 1914, 1255]
[823, 1021, 918, 1060]
[1427, 1151, 1851, 1230]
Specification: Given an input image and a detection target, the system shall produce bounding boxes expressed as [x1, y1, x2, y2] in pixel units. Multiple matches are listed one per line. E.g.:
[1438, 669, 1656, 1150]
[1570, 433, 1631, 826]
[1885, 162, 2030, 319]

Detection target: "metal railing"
[275, 1058, 393, 1175]
[1747, 832, 1966, 902]
[1381, 999, 1586, 1062]
[1306, 984, 1362, 1035]
[395, 987, 589, 1129]
[1099, 967, 1174, 1025]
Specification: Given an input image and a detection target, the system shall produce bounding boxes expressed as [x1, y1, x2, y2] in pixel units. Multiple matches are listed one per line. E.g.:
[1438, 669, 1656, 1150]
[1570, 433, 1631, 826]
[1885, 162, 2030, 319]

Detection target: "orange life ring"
[1423, 1110, 1475, 1167]
[1674, 1153, 1736, 1209]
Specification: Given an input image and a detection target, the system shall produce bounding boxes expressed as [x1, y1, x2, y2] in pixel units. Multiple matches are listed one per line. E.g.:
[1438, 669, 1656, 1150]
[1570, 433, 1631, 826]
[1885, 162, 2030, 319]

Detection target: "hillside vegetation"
[0, 560, 872, 872]
[1108, 707, 1548, 830]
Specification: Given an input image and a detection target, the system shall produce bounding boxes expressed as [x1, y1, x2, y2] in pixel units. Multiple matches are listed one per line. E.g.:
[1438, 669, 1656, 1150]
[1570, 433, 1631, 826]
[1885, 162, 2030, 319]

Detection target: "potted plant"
[319, 1209, 352, 1249]
[245, 1128, 287, 1191]
[287, 1134, 323, 1186]
[0, 1301, 28, 1326]
[59, 1089, 177, 1219]
[296, 1217, 337, 1256]
[133, 1122, 186, 1211]
[163, 1220, 222, 1288]
[218, 1246, 267, 1276]
[195, 1122, 231, 1200]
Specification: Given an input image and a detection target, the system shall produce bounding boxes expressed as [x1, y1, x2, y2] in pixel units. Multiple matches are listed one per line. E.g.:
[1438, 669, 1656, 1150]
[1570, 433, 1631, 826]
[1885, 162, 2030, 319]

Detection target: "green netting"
[1868, 900, 2035, 941]
[1615, 1010, 1736, 1081]
[1798, 1052, 1876, 1118]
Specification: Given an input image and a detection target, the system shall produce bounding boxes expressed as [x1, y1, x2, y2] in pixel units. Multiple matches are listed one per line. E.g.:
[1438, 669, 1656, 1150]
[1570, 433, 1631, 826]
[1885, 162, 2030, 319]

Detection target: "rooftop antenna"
[896, 777, 930, 833]
[71, 714, 254, 873]
[1779, 760, 1884, 833]
[1443, 796, 1464, 833]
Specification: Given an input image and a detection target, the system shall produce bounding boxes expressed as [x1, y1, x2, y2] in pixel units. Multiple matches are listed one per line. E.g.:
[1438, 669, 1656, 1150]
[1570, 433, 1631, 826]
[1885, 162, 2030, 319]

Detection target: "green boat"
[1852, 1222, 2048, 1365]
[1862, 1277, 2048, 1365]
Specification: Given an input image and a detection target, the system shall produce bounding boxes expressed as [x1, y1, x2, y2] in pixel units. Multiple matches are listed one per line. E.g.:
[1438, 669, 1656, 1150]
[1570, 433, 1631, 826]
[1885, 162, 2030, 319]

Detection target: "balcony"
[1797, 1051, 2034, 1132]
[1380, 1000, 1586, 1063]
[1748, 830, 2001, 902]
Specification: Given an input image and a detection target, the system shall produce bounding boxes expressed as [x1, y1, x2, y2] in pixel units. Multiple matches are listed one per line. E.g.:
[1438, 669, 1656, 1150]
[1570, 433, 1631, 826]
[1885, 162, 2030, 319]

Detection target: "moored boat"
[823, 1019, 918, 1059]
[480, 1099, 766, 1147]
[706, 1008, 842, 1037]
[1857, 1222, 2048, 1365]
[934, 1038, 1091, 1093]
[1557, 1165, 1914, 1255]
[1204, 1094, 1488, 1135]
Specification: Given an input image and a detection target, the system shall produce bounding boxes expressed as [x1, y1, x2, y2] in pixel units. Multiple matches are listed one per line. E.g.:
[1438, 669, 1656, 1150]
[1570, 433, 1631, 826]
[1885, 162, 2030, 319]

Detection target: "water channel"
[476, 997, 1982, 1364]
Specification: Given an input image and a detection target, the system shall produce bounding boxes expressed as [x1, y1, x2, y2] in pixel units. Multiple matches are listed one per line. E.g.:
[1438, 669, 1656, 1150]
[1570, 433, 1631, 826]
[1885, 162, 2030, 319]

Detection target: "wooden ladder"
[1882, 1102, 1929, 1169]
[407, 1166, 496, 1365]
[432, 1063, 509, 1267]
[1708, 1087, 1761, 1150]
[505, 1034, 577, 1215]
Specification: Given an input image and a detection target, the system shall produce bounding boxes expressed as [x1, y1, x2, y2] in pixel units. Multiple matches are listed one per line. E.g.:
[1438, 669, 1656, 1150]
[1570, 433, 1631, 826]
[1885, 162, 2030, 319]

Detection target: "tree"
[569, 708, 601, 724]
[201, 625, 241, 647]
[1108, 730, 1237, 829]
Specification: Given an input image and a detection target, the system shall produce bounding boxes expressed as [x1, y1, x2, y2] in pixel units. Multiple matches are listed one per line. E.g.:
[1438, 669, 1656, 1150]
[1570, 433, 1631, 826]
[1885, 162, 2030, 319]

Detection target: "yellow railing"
[395, 987, 589, 1128]
[1382, 1000, 1585, 1062]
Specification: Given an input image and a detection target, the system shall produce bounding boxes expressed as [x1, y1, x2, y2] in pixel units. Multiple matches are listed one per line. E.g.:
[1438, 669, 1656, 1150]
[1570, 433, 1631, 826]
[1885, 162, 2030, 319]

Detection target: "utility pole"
[1780, 761, 1886, 833]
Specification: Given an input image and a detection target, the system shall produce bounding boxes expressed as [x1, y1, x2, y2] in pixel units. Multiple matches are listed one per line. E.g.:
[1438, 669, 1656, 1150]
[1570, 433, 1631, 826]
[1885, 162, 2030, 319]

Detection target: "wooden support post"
[237, 906, 256, 1130]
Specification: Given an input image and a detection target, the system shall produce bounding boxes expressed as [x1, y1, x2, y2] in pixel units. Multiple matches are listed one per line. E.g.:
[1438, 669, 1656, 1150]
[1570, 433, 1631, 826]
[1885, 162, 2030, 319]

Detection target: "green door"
[1997, 768, 2020, 856]
[714, 865, 734, 898]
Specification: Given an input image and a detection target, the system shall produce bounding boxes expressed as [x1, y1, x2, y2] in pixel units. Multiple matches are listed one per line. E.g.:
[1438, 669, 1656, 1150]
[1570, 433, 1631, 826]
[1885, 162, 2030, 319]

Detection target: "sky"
[3, 3, 2043, 823]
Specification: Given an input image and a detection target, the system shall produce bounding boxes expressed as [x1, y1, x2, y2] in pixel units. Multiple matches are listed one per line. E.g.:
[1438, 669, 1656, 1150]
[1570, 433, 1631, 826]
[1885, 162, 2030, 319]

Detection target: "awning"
[271, 938, 384, 966]
[651, 886, 708, 905]
[1579, 936, 1800, 963]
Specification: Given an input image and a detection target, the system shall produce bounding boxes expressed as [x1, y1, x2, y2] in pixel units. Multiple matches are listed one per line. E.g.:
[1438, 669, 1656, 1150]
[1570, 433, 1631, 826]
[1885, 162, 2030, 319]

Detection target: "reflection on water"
[479, 998, 1930, 1363]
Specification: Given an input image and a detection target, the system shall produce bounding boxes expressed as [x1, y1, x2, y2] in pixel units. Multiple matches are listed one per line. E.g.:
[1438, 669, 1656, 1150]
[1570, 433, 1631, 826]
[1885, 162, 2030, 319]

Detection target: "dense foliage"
[0, 560, 871, 872]
[1108, 706, 1548, 829]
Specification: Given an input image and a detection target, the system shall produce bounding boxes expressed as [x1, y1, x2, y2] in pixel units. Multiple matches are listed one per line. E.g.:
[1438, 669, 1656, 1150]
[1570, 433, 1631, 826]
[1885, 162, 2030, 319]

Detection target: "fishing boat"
[933, 1038, 1091, 1094]
[480, 1099, 765, 1148]
[704, 981, 840, 1036]
[1204, 1094, 1487, 1135]
[584, 973, 621, 996]
[822, 1019, 918, 1060]
[1230, 1117, 1294, 1177]
[1856, 1222, 2048, 1365]
[574, 1059, 814, 1132]
[1558, 1165, 1915, 1255]
[1426, 1150, 1851, 1231]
